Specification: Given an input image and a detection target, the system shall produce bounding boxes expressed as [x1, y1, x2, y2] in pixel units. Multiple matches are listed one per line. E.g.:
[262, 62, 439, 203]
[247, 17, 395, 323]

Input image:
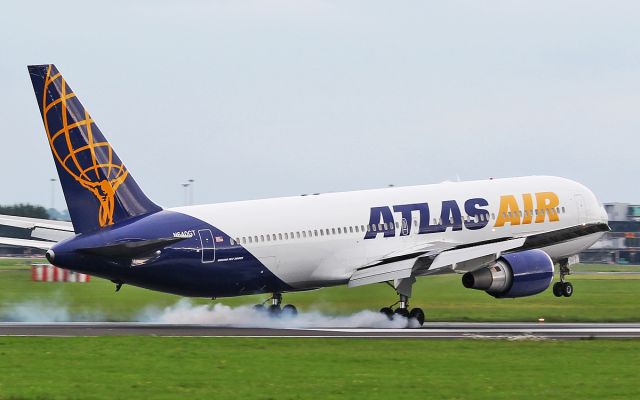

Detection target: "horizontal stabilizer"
[0, 237, 55, 250]
[76, 237, 185, 258]
[0, 214, 74, 243]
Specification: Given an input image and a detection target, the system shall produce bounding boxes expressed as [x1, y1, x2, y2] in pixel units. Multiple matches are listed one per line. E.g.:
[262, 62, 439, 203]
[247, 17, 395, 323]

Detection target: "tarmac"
[1, 322, 640, 339]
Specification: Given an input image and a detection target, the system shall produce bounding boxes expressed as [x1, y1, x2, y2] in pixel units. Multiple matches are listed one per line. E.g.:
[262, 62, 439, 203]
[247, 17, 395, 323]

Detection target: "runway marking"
[1, 322, 640, 339]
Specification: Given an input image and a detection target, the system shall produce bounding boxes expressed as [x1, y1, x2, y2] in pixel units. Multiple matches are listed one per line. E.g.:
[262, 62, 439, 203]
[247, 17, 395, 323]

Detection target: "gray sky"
[0, 1, 638, 209]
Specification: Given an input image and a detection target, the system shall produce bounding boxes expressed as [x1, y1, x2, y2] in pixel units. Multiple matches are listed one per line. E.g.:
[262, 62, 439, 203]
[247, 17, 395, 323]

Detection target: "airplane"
[0, 64, 610, 326]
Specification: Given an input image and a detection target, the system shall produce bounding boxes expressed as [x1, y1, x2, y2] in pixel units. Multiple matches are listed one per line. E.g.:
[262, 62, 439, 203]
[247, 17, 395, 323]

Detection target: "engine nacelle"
[461, 249, 554, 298]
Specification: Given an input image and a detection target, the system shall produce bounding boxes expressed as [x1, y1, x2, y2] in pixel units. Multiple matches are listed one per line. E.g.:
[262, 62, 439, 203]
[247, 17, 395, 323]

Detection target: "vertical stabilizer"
[28, 64, 161, 233]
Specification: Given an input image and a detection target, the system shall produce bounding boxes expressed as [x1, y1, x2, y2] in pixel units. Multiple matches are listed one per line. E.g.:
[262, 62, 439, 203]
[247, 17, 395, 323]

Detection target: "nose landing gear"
[553, 260, 573, 297]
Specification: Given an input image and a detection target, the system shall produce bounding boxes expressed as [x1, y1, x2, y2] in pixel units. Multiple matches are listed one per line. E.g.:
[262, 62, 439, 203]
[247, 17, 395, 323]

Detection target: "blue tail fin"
[28, 64, 161, 234]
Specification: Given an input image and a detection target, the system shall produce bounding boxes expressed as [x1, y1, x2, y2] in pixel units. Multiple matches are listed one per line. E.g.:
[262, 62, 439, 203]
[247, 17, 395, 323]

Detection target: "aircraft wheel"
[394, 308, 409, 318]
[562, 282, 573, 297]
[282, 304, 298, 317]
[409, 308, 425, 326]
[380, 307, 394, 320]
[552, 282, 563, 297]
[253, 304, 266, 312]
[268, 304, 282, 316]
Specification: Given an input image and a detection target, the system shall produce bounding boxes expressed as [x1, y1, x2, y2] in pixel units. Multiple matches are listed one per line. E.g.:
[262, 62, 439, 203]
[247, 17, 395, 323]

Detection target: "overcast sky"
[0, 1, 638, 209]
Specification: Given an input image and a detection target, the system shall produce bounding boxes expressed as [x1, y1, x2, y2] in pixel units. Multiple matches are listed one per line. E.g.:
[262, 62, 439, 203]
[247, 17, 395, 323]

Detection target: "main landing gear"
[254, 293, 298, 317]
[380, 277, 425, 327]
[552, 259, 573, 297]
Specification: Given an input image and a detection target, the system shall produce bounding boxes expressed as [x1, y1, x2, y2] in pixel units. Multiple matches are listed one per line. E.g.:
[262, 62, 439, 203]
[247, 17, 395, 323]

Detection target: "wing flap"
[348, 258, 416, 288]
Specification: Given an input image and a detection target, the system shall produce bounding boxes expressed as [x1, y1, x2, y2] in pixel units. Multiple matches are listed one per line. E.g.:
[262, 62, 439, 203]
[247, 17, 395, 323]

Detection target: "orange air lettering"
[535, 192, 560, 223]
[494, 195, 521, 227]
[522, 193, 533, 224]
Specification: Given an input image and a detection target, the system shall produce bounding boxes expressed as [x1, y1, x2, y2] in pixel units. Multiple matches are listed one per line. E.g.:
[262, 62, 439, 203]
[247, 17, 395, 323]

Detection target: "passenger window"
[284, 233, 289, 240]
[248, 236, 253, 243]
[314, 230, 318, 236]
[302, 231, 307, 238]
[350, 226, 354, 233]
[255, 236, 259, 243]
[242, 237, 247, 244]
[562, 206, 566, 213]
[278, 233, 283, 240]
[296, 232, 301, 238]
[266, 235, 271, 241]
[230, 238, 235, 245]
[395, 222, 400, 229]
[332, 228, 336, 235]
[337, 228, 342, 234]
[491, 213, 495, 220]
[372, 224, 377, 232]
[380, 223, 386, 231]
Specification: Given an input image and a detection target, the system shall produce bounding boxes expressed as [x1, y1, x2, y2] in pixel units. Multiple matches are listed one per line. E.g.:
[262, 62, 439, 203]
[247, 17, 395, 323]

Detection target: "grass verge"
[0, 337, 639, 400]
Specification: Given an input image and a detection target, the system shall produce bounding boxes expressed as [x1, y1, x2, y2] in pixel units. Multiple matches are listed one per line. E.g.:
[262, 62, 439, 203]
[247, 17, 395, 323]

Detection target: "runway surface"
[1, 322, 640, 339]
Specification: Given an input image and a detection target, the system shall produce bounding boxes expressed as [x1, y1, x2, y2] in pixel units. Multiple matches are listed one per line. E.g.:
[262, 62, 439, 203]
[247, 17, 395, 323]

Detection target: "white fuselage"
[171, 176, 608, 290]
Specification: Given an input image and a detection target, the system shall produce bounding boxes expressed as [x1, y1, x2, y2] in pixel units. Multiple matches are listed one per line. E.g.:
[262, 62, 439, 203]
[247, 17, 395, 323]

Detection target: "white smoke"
[1, 298, 419, 328]
[1, 300, 105, 322]
[138, 299, 419, 328]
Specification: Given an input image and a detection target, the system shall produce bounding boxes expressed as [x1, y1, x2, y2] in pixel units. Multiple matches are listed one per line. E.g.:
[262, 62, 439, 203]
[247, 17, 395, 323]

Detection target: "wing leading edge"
[348, 237, 527, 288]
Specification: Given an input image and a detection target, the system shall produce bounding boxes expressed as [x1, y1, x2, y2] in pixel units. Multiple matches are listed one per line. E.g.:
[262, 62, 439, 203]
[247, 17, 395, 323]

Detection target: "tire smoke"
[138, 299, 418, 328]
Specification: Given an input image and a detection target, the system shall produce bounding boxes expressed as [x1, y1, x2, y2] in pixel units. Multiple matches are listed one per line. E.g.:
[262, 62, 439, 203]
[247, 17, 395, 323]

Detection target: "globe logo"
[40, 66, 128, 228]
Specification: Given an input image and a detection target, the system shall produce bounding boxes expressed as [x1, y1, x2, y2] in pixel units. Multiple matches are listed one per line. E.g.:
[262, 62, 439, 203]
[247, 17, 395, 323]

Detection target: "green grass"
[0, 258, 46, 270]
[1, 262, 639, 322]
[0, 337, 638, 400]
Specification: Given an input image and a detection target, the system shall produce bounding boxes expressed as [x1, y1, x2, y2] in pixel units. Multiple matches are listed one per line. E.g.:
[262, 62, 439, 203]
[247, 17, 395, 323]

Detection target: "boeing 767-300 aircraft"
[0, 65, 609, 326]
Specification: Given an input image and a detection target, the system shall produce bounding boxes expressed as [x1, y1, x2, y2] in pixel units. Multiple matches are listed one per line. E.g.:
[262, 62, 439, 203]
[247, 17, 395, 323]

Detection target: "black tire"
[562, 282, 573, 297]
[268, 304, 281, 316]
[409, 308, 425, 326]
[282, 304, 298, 317]
[394, 308, 409, 318]
[380, 307, 394, 320]
[552, 282, 563, 297]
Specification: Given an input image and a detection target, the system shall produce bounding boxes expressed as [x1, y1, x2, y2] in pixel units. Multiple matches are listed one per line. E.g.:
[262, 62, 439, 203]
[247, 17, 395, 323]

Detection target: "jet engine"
[461, 249, 554, 298]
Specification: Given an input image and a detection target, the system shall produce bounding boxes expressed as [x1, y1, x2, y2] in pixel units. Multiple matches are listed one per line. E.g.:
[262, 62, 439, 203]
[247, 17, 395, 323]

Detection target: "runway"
[1, 322, 640, 339]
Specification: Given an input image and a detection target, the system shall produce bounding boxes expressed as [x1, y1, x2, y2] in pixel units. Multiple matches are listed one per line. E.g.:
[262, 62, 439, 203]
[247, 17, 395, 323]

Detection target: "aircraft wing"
[0, 214, 74, 250]
[348, 237, 526, 288]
